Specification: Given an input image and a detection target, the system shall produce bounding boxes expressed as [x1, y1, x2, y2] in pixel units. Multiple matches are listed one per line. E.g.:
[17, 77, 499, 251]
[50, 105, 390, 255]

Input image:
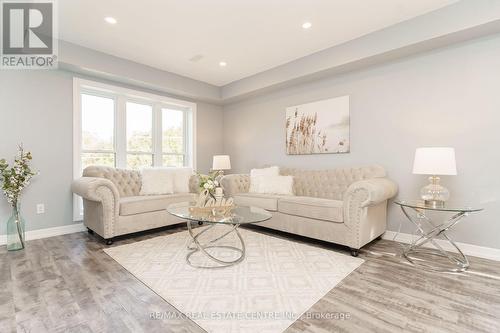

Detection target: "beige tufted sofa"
[220, 166, 398, 256]
[71, 166, 198, 244]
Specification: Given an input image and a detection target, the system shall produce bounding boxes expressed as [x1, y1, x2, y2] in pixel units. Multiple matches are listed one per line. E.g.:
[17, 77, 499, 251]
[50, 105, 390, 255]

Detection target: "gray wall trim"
[58, 41, 222, 104]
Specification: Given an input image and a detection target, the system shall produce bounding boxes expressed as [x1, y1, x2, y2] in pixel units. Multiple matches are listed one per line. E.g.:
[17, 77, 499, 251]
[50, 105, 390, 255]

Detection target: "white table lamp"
[413, 147, 457, 206]
[212, 155, 231, 171]
[212, 155, 231, 199]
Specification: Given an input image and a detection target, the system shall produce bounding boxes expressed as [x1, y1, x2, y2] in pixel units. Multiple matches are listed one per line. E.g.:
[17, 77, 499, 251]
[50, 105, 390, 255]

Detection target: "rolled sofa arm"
[71, 177, 120, 238]
[344, 178, 398, 208]
[343, 177, 397, 249]
[220, 174, 250, 197]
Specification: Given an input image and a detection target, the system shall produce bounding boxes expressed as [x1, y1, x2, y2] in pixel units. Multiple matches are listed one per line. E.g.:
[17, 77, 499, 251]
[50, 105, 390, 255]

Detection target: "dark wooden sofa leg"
[350, 248, 359, 257]
[105, 238, 114, 245]
[87, 228, 94, 234]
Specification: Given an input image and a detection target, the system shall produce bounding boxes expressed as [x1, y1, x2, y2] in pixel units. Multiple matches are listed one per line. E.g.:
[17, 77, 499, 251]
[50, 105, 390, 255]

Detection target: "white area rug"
[104, 227, 363, 333]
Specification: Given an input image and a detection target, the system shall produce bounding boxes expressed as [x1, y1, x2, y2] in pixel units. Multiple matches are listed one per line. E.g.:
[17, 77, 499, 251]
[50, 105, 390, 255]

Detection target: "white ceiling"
[59, 0, 458, 86]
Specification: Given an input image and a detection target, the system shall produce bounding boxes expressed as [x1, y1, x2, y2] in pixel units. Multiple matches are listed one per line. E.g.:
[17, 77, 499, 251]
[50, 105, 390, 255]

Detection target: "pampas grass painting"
[286, 96, 350, 155]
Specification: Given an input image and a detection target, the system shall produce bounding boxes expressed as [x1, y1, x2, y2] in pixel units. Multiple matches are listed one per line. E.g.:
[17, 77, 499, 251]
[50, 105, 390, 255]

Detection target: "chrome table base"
[186, 221, 245, 269]
[400, 206, 470, 273]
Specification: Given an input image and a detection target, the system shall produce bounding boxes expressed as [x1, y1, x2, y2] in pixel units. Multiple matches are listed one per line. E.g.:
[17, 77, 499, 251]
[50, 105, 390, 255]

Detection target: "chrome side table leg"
[400, 206, 470, 273]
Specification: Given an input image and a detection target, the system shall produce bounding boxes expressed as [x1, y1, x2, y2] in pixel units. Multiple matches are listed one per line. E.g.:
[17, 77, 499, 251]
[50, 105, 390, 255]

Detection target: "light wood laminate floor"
[1, 224, 499, 333]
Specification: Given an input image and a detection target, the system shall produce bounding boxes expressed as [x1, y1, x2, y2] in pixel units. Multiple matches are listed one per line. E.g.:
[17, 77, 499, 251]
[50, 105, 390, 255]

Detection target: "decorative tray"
[188, 204, 235, 218]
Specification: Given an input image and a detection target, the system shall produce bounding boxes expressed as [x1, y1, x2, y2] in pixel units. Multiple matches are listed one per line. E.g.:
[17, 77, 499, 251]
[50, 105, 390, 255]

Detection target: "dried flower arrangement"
[286, 109, 328, 154]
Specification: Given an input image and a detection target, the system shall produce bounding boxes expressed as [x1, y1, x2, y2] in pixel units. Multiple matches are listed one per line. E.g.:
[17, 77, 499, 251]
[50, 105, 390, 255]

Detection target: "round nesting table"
[167, 202, 272, 269]
[394, 200, 483, 273]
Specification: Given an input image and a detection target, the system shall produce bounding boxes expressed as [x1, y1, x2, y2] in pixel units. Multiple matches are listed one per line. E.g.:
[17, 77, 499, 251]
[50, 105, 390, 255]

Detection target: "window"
[162, 108, 185, 167]
[73, 78, 196, 220]
[81, 94, 116, 169]
[126, 102, 153, 169]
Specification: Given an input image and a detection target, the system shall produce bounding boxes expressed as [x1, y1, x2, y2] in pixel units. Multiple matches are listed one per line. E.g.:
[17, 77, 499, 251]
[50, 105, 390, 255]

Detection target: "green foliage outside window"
[82, 125, 185, 170]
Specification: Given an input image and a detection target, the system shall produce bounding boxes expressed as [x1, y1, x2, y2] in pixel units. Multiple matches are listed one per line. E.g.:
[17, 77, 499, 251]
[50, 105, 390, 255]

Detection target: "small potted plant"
[0, 145, 37, 251]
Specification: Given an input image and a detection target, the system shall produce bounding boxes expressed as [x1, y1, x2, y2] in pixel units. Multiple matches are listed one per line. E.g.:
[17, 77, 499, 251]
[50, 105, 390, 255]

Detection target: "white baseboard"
[2, 224, 498, 262]
[383, 230, 500, 262]
[0, 223, 86, 246]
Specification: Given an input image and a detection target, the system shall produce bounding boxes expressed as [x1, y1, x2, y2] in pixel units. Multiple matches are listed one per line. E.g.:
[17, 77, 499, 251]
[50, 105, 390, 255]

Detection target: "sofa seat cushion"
[120, 193, 195, 216]
[278, 196, 344, 223]
[233, 193, 289, 211]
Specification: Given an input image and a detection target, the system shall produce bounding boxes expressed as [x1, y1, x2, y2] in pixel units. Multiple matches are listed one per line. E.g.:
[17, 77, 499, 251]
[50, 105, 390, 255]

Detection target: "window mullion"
[115, 96, 127, 168]
[153, 104, 162, 167]
[184, 110, 190, 167]
[82, 149, 115, 154]
[127, 151, 154, 155]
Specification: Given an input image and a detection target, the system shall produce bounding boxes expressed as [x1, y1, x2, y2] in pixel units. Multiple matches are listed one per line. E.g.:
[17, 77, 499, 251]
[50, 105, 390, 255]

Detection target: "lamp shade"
[413, 147, 457, 175]
[212, 155, 231, 170]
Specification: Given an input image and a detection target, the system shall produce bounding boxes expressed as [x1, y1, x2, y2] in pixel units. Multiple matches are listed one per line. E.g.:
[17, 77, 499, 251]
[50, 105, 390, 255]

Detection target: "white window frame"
[73, 78, 197, 221]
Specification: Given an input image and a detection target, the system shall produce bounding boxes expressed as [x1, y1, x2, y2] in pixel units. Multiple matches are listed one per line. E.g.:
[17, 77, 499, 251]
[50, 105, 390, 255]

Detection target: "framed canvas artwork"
[285, 95, 350, 155]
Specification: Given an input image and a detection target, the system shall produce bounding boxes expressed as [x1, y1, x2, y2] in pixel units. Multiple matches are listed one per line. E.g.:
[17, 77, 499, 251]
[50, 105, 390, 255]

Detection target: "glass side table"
[394, 200, 483, 273]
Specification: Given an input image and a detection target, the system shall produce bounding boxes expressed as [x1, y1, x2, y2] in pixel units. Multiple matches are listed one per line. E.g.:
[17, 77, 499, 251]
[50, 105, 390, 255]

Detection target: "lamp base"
[423, 199, 445, 208]
[420, 176, 450, 206]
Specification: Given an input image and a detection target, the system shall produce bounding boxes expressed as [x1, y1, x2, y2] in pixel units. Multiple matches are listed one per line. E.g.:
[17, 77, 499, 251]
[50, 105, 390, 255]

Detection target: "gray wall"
[223, 34, 500, 249]
[1, 33, 499, 249]
[0, 70, 223, 234]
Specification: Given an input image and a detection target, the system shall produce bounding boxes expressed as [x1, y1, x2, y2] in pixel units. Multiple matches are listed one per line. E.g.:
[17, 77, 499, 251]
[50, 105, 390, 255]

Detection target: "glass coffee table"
[167, 202, 272, 269]
[394, 200, 483, 272]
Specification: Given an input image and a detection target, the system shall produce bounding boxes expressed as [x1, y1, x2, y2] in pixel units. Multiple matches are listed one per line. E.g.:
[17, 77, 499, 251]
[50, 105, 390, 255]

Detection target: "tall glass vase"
[7, 202, 25, 251]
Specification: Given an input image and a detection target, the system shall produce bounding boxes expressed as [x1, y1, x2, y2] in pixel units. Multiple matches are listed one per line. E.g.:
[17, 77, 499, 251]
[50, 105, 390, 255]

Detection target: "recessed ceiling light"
[302, 22, 312, 29]
[104, 17, 117, 24]
[219, 61, 227, 67]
